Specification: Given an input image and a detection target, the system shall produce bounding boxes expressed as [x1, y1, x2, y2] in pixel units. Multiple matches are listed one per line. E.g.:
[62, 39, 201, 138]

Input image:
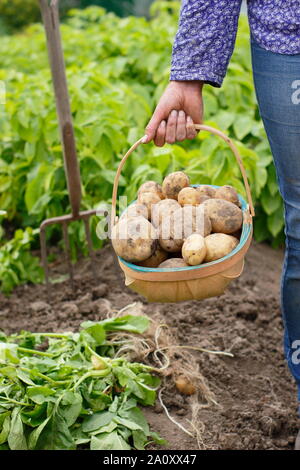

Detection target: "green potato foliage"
[0, 2, 284, 292]
[0, 314, 165, 450]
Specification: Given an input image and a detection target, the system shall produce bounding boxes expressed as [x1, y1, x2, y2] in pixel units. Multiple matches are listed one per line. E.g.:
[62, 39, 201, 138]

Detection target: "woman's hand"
[143, 80, 204, 146]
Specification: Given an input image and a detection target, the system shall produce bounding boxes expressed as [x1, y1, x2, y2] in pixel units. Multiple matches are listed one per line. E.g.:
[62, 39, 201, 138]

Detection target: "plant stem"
[0, 396, 31, 407]
[17, 347, 54, 358]
[72, 369, 111, 390]
[20, 367, 71, 385]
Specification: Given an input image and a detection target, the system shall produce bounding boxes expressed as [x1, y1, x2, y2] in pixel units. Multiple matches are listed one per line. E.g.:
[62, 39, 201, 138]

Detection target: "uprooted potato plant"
[0, 303, 232, 450]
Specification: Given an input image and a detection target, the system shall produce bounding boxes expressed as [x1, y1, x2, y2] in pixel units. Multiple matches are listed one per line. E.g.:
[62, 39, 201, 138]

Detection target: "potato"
[230, 228, 242, 240]
[173, 205, 212, 239]
[198, 195, 211, 204]
[138, 180, 164, 199]
[138, 191, 162, 219]
[159, 215, 184, 252]
[137, 246, 168, 268]
[204, 233, 239, 262]
[151, 198, 181, 228]
[182, 233, 206, 266]
[203, 198, 243, 234]
[215, 185, 241, 207]
[112, 216, 158, 262]
[120, 202, 148, 221]
[158, 205, 211, 252]
[178, 187, 201, 206]
[175, 376, 196, 396]
[195, 185, 216, 198]
[162, 171, 190, 200]
[159, 258, 188, 269]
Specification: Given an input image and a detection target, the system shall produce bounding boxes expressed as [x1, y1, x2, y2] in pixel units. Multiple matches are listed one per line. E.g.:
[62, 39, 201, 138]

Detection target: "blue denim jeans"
[251, 39, 300, 403]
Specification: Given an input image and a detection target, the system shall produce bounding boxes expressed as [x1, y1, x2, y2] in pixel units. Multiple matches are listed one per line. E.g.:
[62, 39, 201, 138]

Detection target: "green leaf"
[267, 165, 279, 196]
[25, 163, 53, 212]
[82, 411, 116, 433]
[90, 421, 118, 436]
[34, 408, 76, 450]
[7, 408, 27, 450]
[132, 429, 147, 450]
[253, 215, 270, 243]
[100, 315, 150, 334]
[233, 115, 254, 140]
[82, 323, 106, 346]
[60, 392, 82, 427]
[149, 430, 168, 445]
[90, 431, 131, 450]
[114, 416, 143, 431]
[16, 370, 36, 386]
[28, 415, 52, 450]
[118, 406, 149, 434]
[267, 207, 284, 237]
[27, 386, 56, 404]
[261, 187, 282, 215]
[0, 415, 10, 445]
[21, 403, 48, 428]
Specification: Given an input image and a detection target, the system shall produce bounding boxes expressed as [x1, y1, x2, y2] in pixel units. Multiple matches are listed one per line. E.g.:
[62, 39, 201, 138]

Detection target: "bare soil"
[0, 241, 299, 450]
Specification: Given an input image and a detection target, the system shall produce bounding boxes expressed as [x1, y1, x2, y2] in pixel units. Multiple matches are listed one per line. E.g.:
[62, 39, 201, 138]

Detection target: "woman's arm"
[171, 0, 243, 87]
[144, 0, 242, 146]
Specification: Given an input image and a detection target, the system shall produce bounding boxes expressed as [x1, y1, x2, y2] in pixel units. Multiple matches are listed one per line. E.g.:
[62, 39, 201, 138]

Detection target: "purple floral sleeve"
[170, 0, 242, 88]
[170, 0, 300, 88]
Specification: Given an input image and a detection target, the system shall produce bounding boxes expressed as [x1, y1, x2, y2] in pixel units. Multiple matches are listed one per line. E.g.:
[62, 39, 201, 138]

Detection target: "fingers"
[146, 109, 197, 147]
[165, 110, 178, 144]
[176, 110, 187, 141]
[154, 120, 166, 147]
[186, 115, 197, 140]
[153, 112, 196, 146]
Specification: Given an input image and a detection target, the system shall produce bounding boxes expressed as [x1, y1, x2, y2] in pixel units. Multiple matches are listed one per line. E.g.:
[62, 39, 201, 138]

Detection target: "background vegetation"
[0, 0, 154, 33]
[0, 1, 284, 293]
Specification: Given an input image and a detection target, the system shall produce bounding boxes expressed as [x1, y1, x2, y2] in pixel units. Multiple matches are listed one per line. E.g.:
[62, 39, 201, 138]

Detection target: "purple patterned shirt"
[171, 0, 300, 87]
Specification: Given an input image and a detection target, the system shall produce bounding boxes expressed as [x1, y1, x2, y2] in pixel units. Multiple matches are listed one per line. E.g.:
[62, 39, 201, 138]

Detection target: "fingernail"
[160, 120, 166, 127]
[179, 110, 185, 117]
[171, 109, 178, 117]
[141, 135, 148, 143]
[187, 115, 193, 122]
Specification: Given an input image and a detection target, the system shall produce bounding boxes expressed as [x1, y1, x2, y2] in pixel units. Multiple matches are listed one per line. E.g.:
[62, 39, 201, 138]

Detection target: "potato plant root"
[0, 242, 299, 450]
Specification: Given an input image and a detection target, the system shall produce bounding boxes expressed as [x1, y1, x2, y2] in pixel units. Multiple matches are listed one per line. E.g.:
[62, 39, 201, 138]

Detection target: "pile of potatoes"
[112, 171, 243, 269]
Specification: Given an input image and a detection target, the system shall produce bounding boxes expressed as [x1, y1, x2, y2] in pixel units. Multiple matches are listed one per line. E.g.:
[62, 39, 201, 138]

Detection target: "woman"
[143, 0, 300, 449]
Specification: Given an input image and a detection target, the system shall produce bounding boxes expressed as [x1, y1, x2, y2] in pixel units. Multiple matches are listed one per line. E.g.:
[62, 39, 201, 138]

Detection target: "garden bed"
[0, 241, 298, 450]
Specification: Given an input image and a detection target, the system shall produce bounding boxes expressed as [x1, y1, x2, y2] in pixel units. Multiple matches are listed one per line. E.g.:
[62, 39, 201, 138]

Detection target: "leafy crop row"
[0, 2, 284, 292]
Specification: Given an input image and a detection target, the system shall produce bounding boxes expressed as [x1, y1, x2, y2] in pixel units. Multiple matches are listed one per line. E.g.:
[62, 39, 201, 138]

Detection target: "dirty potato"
[215, 185, 241, 207]
[151, 198, 181, 228]
[159, 214, 184, 252]
[158, 258, 188, 268]
[173, 205, 212, 239]
[204, 233, 239, 262]
[138, 180, 164, 199]
[162, 171, 190, 200]
[120, 202, 148, 221]
[182, 233, 206, 266]
[195, 185, 216, 198]
[137, 246, 168, 268]
[112, 216, 157, 262]
[138, 191, 162, 219]
[175, 376, 196, 396]
[178, 187, 201, 206]
[198, 195, 211, 204]
[203, 198, 243, 234]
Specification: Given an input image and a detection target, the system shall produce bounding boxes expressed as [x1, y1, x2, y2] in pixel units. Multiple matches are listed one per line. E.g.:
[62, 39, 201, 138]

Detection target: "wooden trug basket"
[111, 124, 255, 303]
